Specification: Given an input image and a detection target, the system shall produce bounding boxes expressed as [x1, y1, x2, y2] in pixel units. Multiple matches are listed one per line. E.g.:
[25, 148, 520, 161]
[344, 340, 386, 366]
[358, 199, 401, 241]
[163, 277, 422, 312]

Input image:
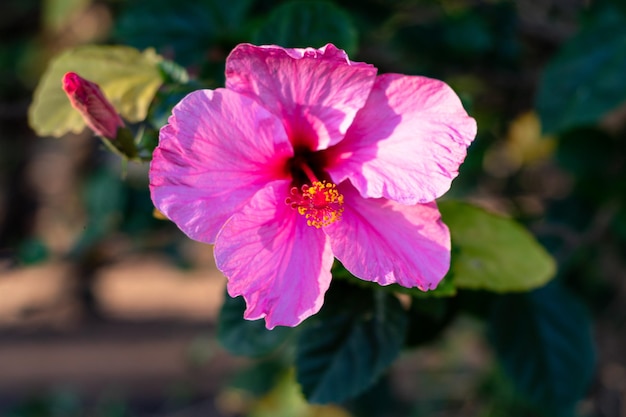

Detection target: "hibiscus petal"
[324, 183, 450, 290]
[215, 180, 334, 329]
[150, 88, 292, 244]
[327, 74, 477, 204]
[225, 43, 378, 150]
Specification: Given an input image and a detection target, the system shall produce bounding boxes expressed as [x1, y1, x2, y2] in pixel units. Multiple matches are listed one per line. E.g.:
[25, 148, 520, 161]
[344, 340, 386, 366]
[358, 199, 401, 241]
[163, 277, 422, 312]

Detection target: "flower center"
[286, 181, 344, 228]
[285, 159, 344, 228]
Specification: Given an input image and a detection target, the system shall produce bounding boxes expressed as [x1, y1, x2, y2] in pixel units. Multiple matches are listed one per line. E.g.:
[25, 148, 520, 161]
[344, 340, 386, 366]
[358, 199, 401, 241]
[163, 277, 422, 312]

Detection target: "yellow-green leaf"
[440, 201, 556, 292]
[28, 45, 163, 137]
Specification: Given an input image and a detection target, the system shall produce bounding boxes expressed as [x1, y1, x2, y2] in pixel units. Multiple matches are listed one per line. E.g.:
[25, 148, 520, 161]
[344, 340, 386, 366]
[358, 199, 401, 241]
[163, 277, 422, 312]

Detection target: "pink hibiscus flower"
[149, 43, 476, 329]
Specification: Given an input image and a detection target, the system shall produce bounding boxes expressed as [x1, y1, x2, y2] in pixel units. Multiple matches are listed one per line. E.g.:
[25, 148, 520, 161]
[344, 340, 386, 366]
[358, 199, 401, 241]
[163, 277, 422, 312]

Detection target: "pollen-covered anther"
[284, 181, 344, 228]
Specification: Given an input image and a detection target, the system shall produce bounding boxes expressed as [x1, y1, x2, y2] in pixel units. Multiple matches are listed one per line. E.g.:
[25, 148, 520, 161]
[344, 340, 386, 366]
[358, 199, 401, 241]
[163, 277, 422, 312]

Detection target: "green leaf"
[536, 6, 626, 134]
[218, 293, 294, 358]
[296, 282, 407, 404]
[439, 201, 556, 292]
[253, 1, 358, 55]
[29, 45, 163, 137]
[489, 282, 596, 416]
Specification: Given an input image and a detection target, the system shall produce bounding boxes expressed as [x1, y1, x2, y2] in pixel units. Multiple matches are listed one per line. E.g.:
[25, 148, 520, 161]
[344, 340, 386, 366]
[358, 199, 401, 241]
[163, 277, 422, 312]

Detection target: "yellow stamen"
[285, 181, 344, 228]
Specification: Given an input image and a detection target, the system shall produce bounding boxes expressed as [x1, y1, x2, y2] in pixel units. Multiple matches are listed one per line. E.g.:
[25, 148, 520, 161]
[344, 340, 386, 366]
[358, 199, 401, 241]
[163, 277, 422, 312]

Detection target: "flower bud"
[62, 72, 125, 140]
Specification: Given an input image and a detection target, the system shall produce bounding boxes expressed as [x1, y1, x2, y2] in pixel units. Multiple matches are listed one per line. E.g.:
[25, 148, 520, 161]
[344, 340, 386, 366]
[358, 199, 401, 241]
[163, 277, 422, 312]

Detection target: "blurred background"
[1, 0, 625, 416]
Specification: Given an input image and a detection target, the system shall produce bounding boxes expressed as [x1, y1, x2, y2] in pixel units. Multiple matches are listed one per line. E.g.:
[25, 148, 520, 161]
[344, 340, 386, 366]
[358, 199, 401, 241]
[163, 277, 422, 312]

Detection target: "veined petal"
[327, 74, 477, 204]
[150, 88, 292, 244]
[215, 180, 334, 329]
[225, 43, 378, 150]
[324, 183, 450, 290]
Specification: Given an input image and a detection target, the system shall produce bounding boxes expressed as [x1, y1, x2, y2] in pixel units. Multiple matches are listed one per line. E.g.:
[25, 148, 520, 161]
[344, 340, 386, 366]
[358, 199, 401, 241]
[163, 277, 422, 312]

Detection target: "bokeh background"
[1, 0, 625, 416]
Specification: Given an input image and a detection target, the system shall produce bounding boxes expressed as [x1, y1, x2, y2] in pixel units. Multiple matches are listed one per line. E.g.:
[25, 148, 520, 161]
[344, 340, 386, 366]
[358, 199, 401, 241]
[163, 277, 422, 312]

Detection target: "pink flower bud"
[62, 72, 125, 140]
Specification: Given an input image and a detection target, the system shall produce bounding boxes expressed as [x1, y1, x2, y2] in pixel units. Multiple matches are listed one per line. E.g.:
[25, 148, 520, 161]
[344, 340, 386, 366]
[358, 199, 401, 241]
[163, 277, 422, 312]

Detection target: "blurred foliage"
[3, 0, 626, 416]
[536, 3, 626, 134]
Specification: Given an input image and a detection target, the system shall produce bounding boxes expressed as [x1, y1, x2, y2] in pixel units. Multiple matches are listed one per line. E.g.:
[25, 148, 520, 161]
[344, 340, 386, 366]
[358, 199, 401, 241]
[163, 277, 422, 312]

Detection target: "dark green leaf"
[443, 12, 493, 58]
[554, 127, 623, 202]
[489, 282, 596, 416]
[83, 168, 126, 221]
[536, 6, 626, 134]
[252, 1, 358, 55]
[455, 289, 497, 319]
[119, 184, 165, 235]
[134, 127, 160, 158]
[218, 293, 294, 358]
[405, 297, 456, 348]
[114, 0, 253, 66]
[229, 360, 288, 397]
[148, 85, 200, 131]
[296, 282, 407, 404]
[555, 127, 616, 177]
[158, 59, 190, 85]
[440, 201, 556, 292]
[478, 367, 545, 417]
